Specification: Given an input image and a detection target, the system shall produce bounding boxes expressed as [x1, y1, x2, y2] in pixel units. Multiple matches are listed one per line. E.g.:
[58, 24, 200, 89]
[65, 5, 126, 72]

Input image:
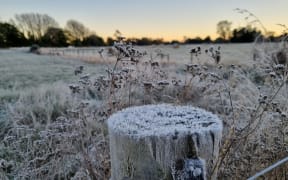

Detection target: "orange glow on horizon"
[92, 26, 285, 42]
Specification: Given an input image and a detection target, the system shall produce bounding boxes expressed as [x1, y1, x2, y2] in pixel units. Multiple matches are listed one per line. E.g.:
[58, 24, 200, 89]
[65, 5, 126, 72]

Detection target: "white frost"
[108, 104, 222, 138]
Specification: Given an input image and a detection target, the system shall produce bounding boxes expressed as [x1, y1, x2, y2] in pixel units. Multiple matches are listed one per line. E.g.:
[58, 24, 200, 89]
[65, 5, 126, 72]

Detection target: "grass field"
[0, 44, 255, 105]
[0, 48, 106, 104]
[0, 43, 287, 179]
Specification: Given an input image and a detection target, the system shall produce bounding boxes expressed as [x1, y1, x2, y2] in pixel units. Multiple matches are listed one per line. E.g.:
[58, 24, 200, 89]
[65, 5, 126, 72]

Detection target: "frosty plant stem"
[234, 8, 268, 35]
[243, 78, 286, 138]
[210, 79, 236, 179]
[212, 67, 287, 178]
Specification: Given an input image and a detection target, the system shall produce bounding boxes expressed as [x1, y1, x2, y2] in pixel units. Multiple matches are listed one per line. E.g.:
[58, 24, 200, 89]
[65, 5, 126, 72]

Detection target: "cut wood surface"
[108, 104, 222, 180]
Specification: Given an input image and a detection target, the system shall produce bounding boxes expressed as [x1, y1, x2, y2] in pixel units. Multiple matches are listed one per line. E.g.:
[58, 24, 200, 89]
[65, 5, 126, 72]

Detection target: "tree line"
[0, 13, 106, 47]
[0, 13, 286, 48]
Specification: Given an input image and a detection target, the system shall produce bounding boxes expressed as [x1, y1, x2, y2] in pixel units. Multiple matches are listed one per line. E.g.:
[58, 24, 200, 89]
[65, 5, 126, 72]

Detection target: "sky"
[0, 0, 287, 41]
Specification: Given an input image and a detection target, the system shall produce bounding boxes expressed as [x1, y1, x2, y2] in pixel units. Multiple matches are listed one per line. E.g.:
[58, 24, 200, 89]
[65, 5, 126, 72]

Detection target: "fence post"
[108, 104, 223, 180]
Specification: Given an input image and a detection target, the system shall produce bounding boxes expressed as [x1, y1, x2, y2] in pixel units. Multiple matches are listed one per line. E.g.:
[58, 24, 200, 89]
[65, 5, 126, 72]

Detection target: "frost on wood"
[108, 104, 222, 180]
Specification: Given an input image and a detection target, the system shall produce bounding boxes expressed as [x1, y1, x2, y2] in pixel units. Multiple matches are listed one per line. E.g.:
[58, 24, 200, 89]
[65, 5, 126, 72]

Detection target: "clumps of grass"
[0, 89, 20, 105]
[7, 82, 74, 128]
[1, 115, 110, 179]
[171, 33, 287, 178]
[211, 10, 288, 178]
[2, 27, 288, 179]
[1, 81, 110, 179]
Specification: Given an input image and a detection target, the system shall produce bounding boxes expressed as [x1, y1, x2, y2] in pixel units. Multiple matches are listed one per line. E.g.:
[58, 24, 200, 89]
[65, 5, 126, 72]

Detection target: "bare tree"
[65, 20, 89, 41]
[13, 13, 59, 41]
[216, 20, 232, 40]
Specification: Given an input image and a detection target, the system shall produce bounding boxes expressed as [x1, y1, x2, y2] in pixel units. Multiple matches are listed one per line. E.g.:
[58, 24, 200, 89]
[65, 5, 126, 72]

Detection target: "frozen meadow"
[0, 43, 287, 179]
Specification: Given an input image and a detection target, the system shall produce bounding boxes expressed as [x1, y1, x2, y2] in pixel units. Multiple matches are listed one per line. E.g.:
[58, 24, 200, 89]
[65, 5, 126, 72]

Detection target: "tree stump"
[108, 104, 222, 180]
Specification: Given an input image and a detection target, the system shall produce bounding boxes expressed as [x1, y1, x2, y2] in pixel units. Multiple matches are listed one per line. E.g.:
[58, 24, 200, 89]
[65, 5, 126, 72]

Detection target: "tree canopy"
[0, 15, 286, 47]
[41, 27, 68, 47]
[66, 19, 89, 43]
[217, 20, 232, 41]
[82, 34, 105, 46]
[12, 13, 59, 42]
[0, 22, 28, 47]
[230, 26, 262, 43]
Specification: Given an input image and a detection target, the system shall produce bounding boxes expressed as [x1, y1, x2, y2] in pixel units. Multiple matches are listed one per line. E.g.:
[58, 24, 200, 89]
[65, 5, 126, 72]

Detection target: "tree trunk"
[108, 104, 222, 180]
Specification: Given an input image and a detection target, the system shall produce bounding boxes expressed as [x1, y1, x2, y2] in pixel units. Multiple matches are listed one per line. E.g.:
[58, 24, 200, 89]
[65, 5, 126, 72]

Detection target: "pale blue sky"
[0, 0, 287, 40]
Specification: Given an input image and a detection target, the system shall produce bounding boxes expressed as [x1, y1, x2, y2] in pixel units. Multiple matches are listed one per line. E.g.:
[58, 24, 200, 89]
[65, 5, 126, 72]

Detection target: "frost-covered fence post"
[108, 104, 222, 180]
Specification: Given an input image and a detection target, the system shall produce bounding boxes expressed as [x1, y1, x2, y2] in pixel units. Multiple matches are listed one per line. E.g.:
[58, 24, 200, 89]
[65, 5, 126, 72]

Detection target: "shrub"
[29, 44, 40, 54]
